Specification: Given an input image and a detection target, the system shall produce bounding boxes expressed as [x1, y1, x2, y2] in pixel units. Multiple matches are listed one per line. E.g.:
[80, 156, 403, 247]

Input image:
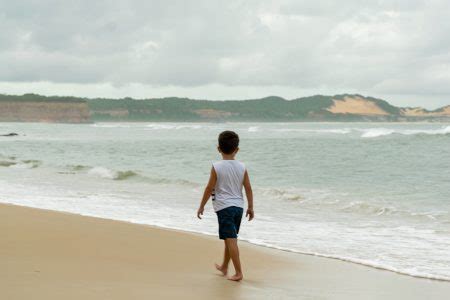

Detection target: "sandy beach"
[1, 203, 449, 300]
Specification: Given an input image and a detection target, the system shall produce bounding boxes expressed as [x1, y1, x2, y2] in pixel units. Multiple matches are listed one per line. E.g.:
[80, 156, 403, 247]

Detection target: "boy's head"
[218, 131, 239, 155]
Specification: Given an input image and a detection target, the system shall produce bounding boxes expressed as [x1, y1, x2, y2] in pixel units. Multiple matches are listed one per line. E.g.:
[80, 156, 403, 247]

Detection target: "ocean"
[1, 122, 449, 281]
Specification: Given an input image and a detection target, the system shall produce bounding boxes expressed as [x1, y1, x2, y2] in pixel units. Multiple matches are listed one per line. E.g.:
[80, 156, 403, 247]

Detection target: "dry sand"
[1, 203, 449, 300]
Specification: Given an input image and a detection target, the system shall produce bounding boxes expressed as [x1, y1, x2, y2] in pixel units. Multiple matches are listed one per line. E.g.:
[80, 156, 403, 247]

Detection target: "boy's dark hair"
[218, 131, 239, 154]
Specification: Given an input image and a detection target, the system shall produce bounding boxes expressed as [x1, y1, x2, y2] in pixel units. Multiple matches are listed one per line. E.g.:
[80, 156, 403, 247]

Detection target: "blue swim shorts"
[216, 206, 244, 240]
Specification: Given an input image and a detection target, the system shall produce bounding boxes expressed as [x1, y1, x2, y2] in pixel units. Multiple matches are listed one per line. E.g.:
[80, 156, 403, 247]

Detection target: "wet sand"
[1, 203, 449, 299]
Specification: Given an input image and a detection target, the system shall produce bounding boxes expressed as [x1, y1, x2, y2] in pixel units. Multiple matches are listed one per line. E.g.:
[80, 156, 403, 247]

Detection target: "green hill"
[0, 93, 449, 122]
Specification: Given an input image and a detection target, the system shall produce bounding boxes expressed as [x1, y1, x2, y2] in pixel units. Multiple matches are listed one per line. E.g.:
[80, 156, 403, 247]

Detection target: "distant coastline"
[0, 93, 449, 123]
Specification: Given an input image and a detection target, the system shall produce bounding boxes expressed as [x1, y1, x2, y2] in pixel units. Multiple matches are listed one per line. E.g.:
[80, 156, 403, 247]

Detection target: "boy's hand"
[246, 208, 254, 221]
[197, 206, 204, 219]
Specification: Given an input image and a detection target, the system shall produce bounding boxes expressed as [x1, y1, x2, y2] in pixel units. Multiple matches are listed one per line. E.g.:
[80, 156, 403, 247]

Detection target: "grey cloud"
[0, 0, 450, 98]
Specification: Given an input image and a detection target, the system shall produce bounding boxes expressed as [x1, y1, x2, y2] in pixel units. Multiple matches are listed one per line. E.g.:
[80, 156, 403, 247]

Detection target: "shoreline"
[243, 240, 450, 283]
[2, 202, 450, 299]
[2, 201, 449, 283]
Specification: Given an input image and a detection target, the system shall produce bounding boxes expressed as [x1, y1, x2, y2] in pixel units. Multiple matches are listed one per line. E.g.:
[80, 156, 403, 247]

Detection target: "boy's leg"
[215, 241, 230, 275]
[225, 238, 243, 281]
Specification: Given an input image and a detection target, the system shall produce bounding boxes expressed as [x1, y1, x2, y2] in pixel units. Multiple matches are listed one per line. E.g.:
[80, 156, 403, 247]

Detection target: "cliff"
[0, 94, 90, 123]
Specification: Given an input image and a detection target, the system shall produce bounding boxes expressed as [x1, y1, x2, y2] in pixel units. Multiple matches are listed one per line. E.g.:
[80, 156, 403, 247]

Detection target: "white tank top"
[212, 160, 246, 212]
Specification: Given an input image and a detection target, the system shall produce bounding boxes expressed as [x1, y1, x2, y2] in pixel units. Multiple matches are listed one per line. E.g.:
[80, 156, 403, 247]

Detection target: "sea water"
[0, 122, 449, 280]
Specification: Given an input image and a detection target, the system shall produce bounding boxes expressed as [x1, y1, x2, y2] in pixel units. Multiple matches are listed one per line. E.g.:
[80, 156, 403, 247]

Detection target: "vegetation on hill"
[0, 93, 85, 103]
[0, 93, 448, 122]
[87, 95, 337, 121]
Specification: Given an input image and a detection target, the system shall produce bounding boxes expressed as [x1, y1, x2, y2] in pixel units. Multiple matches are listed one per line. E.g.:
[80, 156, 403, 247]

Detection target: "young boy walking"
[197, 130, 254, 281]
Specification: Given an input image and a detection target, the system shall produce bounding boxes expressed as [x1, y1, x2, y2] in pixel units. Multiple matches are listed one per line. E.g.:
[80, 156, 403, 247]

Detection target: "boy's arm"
[197, 167, 217, 219]
[243, 170, 254, 221]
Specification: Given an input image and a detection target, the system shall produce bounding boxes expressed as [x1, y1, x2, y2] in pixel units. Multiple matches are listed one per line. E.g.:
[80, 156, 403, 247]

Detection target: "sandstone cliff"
[0, 98, 90, 123]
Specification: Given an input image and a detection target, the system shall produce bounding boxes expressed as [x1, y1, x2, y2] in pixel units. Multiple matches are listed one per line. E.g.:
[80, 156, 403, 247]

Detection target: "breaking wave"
[87, 167, 138, 180]
[271, 126, 450, 138]
[360, 126, 450, 138]
[83, 166, 198, 186]
[0, 158, 199, 185]
[0, 159, 42, 169]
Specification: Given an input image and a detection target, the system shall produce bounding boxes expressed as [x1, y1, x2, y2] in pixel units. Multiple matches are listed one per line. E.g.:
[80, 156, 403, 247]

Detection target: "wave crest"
[273, 126, 450, 138]
[361, 126, 450, 138]
[87, 166, 138, 180]
[0, 159, 41, 169]
[116, 170, 138, 180]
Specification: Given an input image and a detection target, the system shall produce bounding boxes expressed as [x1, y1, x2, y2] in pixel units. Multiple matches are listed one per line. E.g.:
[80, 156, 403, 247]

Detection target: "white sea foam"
[88, 166, 117, 179]
[10, 162, 34, 169]
[361, 128, 395, 138]
[322, 128, 352, 134]
[272, 126, 450, 138]
[361, 126, 450, 138]
[236, 238, 450, 282]
[8, 160, 41, 169]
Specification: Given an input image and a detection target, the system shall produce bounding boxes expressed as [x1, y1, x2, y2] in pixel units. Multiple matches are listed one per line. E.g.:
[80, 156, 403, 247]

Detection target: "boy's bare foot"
[215, 263, 228, 276]
[227, 273, 243, 281]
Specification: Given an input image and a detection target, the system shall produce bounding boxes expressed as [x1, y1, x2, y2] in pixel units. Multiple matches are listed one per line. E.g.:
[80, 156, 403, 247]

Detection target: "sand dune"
[326, 96, 390, 116]
[401, 106, 450, 116]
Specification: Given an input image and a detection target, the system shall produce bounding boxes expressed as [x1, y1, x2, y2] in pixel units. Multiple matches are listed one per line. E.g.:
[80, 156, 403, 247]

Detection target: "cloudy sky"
[1, 0, 449, 108]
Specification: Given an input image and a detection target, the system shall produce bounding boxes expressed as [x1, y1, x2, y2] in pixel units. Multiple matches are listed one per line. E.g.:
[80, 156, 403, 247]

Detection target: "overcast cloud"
[0, 0, 449, 108]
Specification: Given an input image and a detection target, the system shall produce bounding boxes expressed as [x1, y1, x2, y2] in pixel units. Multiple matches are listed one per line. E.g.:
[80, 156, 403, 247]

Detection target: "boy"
[197, 130, 254, 282]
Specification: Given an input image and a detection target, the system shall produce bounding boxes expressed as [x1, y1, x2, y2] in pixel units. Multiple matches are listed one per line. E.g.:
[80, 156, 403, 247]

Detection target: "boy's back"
[212, 160, 245, 212]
